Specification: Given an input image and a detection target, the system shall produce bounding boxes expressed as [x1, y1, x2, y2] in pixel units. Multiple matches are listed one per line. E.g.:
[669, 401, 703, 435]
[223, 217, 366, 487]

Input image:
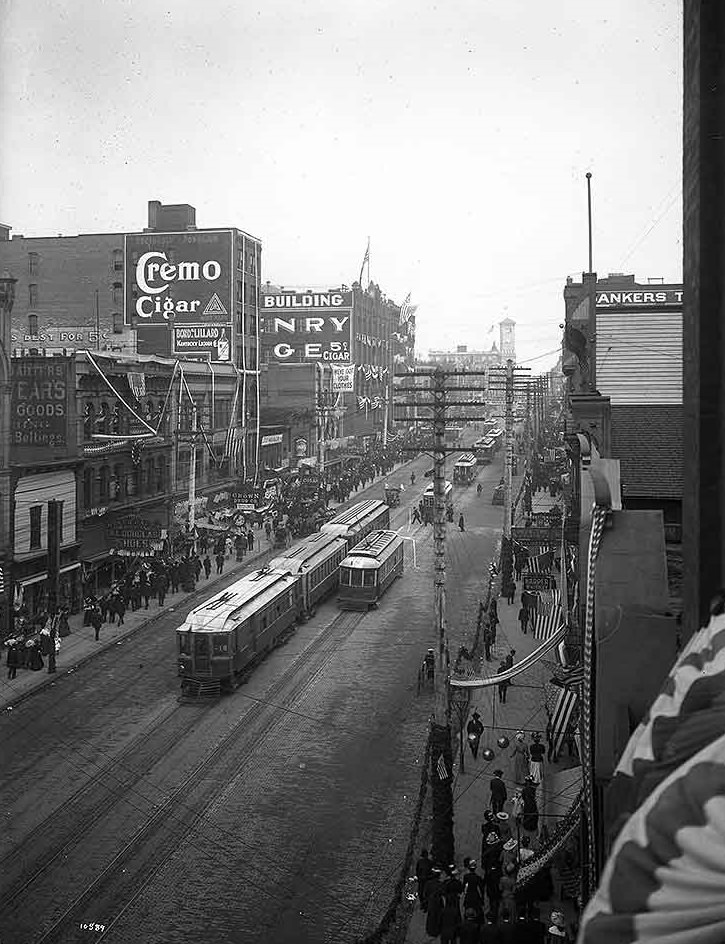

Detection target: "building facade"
[0, 200, 262, 479]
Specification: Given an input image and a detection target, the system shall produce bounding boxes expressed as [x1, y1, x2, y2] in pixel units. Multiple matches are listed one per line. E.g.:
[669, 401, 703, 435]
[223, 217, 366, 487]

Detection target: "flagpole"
[366, 235, 370, 285]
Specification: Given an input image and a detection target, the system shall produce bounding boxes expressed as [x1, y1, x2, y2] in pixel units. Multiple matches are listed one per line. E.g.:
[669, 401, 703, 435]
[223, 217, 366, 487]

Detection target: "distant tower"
[499, 318, 516, 363]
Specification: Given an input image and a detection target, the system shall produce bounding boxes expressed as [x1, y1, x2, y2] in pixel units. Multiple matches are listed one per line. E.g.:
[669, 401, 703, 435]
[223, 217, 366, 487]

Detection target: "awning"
[450, 623, 569, 688]
[18, 562, 82, 588]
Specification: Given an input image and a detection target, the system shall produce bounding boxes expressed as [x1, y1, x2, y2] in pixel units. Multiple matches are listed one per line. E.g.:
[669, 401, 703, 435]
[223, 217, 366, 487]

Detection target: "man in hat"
[467, 710, 484, 759]
[490, 769, 507, 815]
[415, 847, 433, 907]
[423, 868, 444, 938]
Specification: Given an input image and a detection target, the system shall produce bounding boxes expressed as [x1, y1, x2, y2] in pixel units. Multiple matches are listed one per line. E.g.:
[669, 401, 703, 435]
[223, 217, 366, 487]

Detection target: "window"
[29, 284, 38, 307]
[113, 249, 123, 271]
[112, 282, 123, 305]
[29, 506, 42, 549]
[350, 567, 363, 587]
[178, 633, 191, 656]
[83, 467, 93, 507]
[99, 466, 110, 502]
[55, 501, 64, 544]
[28, 252, 38, 275]
[212, 635, 229, 656]
[112, 312, 123, 334]
[28, 313, 38, 337]
[363, 570, 376, 588]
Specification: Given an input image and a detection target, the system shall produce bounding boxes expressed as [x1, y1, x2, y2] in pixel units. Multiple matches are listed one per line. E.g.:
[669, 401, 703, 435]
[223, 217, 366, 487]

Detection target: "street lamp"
[0, 271, 17, 638]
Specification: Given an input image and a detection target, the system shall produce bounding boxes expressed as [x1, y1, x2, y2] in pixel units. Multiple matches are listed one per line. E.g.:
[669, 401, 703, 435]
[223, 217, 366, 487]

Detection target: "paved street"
[0, 450, 508, 944]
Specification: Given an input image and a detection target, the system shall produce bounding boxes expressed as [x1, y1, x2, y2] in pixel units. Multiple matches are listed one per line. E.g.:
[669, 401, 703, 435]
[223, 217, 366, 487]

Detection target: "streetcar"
[453, 453, 477, 485]
[444, 425, 464, 447]
[474, 437, 497, 465]
[177, 567, 302, 695]
[321, 499, 390, 548]
[270, 531, 349, 618]
[421, 481, 454, 523]
[338, 530, 405, 610]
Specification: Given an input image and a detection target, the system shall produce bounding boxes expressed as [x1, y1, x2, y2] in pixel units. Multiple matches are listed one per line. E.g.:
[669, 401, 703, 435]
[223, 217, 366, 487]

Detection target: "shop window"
[29, 506, 42, 549]
[29, 284, 38, 308]
[28, 252, 39, 275]
[28, 313, 38, 337]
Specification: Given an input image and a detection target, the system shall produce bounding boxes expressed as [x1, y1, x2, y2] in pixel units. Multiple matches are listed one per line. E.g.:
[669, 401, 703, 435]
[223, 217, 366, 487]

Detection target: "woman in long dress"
[529, 732, 545, 785]
[511, 731, 529, 785]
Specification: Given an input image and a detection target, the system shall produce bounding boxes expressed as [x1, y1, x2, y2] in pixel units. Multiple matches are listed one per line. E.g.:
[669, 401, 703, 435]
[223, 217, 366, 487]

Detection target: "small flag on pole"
[436, 754, 448, 780]
[358, 238, 370, 285]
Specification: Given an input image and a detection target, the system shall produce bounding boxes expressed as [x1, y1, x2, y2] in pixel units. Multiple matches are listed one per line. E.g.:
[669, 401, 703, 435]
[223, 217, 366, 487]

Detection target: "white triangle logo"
[203, 293, 228, 316]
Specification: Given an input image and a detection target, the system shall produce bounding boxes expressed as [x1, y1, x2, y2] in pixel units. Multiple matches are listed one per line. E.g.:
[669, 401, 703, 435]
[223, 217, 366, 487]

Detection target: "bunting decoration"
[128, 372, 146, 400]
[532, 602, 564, 641]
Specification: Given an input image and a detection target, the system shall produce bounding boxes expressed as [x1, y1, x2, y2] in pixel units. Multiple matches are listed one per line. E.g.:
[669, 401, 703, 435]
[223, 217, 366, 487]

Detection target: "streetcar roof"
[321, 499, 387, 528]
[270, 532, 348, 574]
[455, 453, 476, 465]
[178, 568, 294, 634]
[423, 480, 453, 494]
[340, 530, 403, 567]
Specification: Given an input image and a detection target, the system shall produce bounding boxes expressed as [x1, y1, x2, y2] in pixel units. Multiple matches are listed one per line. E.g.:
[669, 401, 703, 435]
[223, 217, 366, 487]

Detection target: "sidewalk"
[0, 457, 416, 713]
[405, 470, 582, 941]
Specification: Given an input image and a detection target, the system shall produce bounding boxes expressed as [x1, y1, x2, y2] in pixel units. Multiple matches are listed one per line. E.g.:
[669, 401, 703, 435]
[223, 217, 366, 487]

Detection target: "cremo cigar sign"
[124, 230, 233, 326]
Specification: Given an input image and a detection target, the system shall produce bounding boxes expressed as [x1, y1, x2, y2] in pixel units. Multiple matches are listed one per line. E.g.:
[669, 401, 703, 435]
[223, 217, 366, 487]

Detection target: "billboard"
[11, 357, 74, 460]
[262, 290, 352, 364]
[173, 324, 231, 361]
[124, 230, 233, 328]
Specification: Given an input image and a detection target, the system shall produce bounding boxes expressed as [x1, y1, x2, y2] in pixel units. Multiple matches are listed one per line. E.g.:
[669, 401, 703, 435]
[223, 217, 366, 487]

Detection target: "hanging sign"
[331, 364, 356, 392]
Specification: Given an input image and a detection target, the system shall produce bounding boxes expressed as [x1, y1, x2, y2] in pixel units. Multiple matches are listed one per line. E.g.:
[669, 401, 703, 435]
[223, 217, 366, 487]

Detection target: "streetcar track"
[12, 609, 365, 944]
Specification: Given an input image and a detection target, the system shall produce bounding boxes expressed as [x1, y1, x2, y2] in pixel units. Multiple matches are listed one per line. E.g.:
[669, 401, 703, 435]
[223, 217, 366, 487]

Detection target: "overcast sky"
[1, 0, 682, 369]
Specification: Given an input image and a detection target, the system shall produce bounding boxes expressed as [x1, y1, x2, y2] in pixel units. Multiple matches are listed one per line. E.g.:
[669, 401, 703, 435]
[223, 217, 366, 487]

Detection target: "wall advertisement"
[125, 231, 234, 360]
[11, 357, 73, 460]
[331, 364, 356, 392]
[262, 290, 352, 364]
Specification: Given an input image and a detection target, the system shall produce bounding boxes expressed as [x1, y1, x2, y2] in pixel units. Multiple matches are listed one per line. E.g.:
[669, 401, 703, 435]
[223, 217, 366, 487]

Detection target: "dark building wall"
[682, 1, 725, 642]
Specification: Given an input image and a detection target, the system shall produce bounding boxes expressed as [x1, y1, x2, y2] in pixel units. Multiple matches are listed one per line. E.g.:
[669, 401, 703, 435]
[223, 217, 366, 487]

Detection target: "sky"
[0, 0, 682, 371]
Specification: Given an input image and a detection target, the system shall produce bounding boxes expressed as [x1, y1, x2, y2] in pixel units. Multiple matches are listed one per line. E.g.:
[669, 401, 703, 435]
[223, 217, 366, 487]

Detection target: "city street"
[0, 450, 506, 944]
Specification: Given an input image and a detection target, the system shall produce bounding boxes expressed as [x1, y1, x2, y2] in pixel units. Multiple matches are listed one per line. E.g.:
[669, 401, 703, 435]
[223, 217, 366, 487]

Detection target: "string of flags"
[357, 395, 386, 415]
[357, 364, 389, 382]
[436, 753, 449, 780]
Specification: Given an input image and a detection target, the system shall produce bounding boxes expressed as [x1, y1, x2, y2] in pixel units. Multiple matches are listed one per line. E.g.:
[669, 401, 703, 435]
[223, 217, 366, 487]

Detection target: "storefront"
[14, 561, 82, 617]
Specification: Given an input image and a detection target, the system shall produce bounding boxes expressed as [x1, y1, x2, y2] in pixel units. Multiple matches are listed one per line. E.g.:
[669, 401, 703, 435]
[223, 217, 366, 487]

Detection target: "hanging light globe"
[497, 735, 510, 749]
[481, 748, 495, 762]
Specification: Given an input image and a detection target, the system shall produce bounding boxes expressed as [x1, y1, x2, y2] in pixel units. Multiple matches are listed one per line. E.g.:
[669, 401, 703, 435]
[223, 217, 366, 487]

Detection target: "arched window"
[99, 466, 110, 503]
[28, 313, 38, 337]
[98, 402, 109, 435]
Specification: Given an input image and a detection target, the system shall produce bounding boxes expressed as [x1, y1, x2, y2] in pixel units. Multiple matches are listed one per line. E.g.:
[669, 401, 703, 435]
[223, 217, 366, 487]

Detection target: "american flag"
[526, 551, 554, 573]
[224, 426, 243, 465]
[533, 603, 563, 641]
[550, 686, 579, 759]
[436, 754, 448, 781]
[559, 664, 585, 687]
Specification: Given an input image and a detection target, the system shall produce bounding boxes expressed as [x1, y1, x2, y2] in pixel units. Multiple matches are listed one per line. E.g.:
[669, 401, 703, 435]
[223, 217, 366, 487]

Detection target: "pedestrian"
[412, 506, 421, 524]
[156, 573, 168, 607]
[504, 648, 516, 670]
[483, 842, 503, 922]
[203, 555, 212, 579]
[140, 572, 151, 609]
[264, 519, 272, 541]
[466, 711, 484, 759]
[410, 471, 416, 486]
[529, 733, 545, 784]
[483, 624, 493, 662]
[91, 607, 103, 642]
[6, 643, 19, 680]
[439, 896, 462, 944]
[489, 600, 499, 644]
[490, 769, 507, 815]
[506, 580, 516, 604]
[459, 907, 481, 944]
[458, 512, 465, 531]
[424, 869, 445, 938]
[511, 731, 529, 785]
[521, 777, 539, 834]
[199, 533, 208, 555]
[476, 482, 482, 497]
[193, 556, 202, 583]
[518, 605, 529, 635]
[415, 848, 433, 906]
[462, 859, 486, 920]
[114, 593, 126, 626]
[215, 551, 225, 575]
[497, 661, 510, 703]
[247, 528, 255, 552]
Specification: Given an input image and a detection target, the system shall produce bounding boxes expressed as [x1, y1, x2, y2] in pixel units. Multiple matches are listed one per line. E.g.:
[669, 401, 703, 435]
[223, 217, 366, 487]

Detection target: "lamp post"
[0, 271, 17, 638]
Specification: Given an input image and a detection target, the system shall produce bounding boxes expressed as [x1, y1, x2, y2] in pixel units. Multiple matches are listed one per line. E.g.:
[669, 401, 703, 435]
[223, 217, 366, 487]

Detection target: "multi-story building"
[259, 280, 415, 473]
[0, 200, 262, 477]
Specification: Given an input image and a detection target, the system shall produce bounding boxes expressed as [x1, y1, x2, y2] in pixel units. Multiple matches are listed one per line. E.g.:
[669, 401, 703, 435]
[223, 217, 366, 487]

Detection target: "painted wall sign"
[262, 292, 352, 364]
[595, 290, 683, 307]
[11, 357, 73, 457]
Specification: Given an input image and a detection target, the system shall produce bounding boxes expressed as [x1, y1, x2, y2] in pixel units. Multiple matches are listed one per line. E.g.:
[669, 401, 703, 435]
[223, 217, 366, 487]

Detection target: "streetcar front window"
[350, 568, 363, 586]
[178, 633, 191, 655]
[340, 567, 351, 585]
[212, 634, 229, 656]
[363, 570, 376, 587]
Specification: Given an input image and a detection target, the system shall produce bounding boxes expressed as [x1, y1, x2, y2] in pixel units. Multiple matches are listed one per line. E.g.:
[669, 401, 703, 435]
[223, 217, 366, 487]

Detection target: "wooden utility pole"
[47, 499, 61, 674]
[503, 359, 514, 541]
[394, 367, 489, 867]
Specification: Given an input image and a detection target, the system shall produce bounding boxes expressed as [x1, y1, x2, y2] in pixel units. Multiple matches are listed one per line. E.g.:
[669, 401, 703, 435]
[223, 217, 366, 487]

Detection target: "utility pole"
[503, 359, 514, 541]
[394, 366, 489, 868]
[316, 363, 326, 475]
[47, 499, 61, 674]
[188, 395, 198, 547]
